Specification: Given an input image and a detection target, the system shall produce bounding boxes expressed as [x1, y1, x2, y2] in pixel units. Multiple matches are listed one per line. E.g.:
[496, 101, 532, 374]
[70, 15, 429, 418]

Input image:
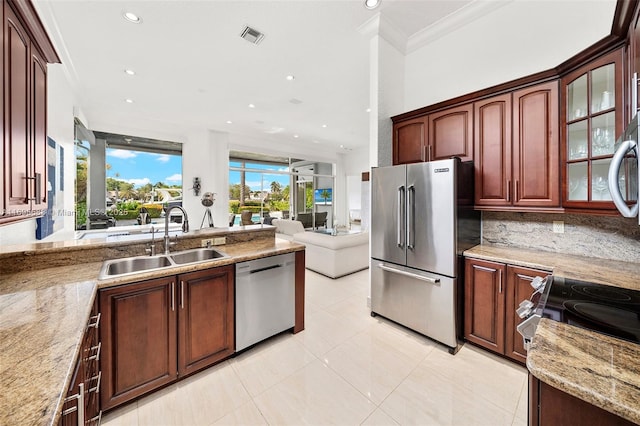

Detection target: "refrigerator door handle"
[407, 185, 415, 250]
[608, 139, 639, 218]
[397, 186, 405, 248]
[377, 263, 440, 284]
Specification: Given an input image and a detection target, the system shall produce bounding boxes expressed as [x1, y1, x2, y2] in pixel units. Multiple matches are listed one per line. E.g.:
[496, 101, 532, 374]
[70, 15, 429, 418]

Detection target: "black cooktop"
[539, 276, 640, 344]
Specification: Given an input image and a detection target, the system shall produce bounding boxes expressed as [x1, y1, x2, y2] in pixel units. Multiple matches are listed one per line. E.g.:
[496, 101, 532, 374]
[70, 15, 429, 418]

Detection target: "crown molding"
[406, 0, 513, 54]
[358, 13, 408, 54]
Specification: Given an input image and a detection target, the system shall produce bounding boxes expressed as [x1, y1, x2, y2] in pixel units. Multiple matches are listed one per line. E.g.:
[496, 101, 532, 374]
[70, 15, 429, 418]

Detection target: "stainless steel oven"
[516, 275, 640, 349]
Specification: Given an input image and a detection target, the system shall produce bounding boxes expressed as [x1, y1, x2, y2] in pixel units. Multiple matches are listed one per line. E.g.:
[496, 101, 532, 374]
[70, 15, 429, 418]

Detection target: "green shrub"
[229, 200, 240, 213]
[142, 204, 163, 218]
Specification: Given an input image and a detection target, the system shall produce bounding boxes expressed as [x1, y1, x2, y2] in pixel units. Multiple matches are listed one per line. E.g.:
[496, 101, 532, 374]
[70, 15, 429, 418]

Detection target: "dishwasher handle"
[247, 264, 284, 274]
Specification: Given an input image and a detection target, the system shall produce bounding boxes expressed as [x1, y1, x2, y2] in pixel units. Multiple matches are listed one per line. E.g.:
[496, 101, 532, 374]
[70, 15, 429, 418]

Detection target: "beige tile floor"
[102, 269, 528, 426]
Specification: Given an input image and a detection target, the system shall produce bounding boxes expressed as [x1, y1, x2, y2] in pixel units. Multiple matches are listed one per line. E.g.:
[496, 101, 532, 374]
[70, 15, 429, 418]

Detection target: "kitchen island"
[0, 226, 305, 426]
[464, 244, 640, 425]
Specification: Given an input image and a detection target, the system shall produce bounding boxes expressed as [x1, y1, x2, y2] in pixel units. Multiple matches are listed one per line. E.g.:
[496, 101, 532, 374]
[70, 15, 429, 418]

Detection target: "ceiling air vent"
[240, 26, 265, 45]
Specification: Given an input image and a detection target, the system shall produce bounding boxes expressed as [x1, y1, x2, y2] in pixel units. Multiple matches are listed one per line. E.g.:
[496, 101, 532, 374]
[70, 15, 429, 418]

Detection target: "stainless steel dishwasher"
[235, 253, 295, 351]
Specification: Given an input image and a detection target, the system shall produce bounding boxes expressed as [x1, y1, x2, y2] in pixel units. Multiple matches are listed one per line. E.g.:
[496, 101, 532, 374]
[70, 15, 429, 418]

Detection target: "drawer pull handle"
[62, 383, 85, 424]
[87, 313, 101, 329]
[88, 371, 101, 394]
[87, 342, 101, 362]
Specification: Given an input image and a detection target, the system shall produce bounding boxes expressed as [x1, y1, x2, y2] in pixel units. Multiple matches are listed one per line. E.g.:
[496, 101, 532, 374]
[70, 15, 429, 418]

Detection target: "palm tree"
[320, 189, 331, 205]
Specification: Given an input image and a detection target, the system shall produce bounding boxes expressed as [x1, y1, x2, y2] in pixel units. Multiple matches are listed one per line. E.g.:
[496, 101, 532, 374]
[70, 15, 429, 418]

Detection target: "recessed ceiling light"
[125, 99, 134, 103]
[321, 124, 328, 128]
[364, 0, 381, 10]
[226, 120, 233, 124]
[248, 103, 256, 108]
[286, 75, 295, 81]
[123, 12, 142, 23]
[124, 69, 136, 75]
[366, 108, 371, 113]
[293, 134, 299, 138]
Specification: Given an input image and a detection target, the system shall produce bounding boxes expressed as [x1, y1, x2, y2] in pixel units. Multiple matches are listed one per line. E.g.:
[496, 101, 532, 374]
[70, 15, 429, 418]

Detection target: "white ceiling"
[34, 0, 475, 154]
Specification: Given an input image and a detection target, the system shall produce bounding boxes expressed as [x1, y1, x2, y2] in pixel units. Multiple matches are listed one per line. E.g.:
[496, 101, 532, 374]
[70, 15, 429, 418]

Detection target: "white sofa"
[292, 231, 369, 278]
[272, 219, 305, 241]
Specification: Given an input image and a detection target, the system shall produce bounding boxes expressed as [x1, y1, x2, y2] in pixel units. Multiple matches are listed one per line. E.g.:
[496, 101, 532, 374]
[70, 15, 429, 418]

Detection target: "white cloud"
[107, 149, 137, 159]
[166, 174, 182, 182]
[156, 154, 170, 163]
[127, 178, 151, 186]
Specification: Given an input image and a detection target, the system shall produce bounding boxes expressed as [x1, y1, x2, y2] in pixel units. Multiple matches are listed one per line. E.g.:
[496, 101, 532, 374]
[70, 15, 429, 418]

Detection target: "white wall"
[403, 1, 616, 113]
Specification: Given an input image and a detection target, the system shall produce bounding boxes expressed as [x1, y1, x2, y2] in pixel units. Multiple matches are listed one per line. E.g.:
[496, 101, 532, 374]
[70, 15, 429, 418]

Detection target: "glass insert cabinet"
[562, 48, 623, 210]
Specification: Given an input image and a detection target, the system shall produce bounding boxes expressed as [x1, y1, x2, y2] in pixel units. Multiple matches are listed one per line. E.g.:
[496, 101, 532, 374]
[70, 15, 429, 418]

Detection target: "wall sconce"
[193, 177, 201, 196]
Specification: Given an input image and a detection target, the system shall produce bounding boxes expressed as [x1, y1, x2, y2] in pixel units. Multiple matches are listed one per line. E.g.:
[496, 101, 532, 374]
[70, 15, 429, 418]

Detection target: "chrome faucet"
[164, 206, 189, 254]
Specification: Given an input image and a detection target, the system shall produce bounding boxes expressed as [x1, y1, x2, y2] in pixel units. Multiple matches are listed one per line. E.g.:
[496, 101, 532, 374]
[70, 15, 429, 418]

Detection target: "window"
[74, 125, 182, 233]
[228, 151, 335, 228]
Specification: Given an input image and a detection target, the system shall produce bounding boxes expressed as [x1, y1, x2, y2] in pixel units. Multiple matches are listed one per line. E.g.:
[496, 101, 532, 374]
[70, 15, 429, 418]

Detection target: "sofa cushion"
[272, 219, 305, 236]
[292, 231, 368, 250]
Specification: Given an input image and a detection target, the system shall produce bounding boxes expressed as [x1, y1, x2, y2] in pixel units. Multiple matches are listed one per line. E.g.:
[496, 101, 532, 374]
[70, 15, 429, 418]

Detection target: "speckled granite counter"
[464, 244, 640, 291]
[464, 244, 640, 424]
[0, 235, 304, 426]
[0, 265, 98, 426]
[528, 319, 640, 424]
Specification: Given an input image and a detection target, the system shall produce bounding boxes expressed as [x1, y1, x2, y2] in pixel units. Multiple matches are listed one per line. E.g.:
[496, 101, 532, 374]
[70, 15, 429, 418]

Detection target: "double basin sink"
[99, 247, 229, 279]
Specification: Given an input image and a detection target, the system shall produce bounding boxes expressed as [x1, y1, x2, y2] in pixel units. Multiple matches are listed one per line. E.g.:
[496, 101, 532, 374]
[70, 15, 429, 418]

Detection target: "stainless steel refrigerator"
[370, 158, 480, 354]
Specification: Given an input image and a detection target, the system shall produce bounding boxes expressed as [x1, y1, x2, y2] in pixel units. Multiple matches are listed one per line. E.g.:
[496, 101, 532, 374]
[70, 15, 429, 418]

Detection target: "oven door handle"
[608, 139, 639, 218]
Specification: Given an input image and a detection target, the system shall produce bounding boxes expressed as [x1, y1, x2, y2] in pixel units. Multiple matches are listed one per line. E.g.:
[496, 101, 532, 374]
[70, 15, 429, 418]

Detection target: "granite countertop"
[528, 319, 640, 424]
[0, 237, 304, 426]
[464, 244, 640, 423]
[464, 244, 640, 291]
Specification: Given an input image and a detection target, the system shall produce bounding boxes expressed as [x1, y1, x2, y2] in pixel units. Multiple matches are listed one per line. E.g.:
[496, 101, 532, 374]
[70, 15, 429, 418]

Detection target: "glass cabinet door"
[563, 49, 622, 208]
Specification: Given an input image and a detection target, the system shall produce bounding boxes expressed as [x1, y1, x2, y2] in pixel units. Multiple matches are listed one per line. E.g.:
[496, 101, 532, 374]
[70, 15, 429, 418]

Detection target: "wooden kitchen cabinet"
[99, 265, 235, 411]
[59, 299, 101, 425]
[474, 81, 560, 209]
[393, 116, 427, 164]
[428, 103, 473, 162]
[474, 94, 512, 207]
[562, 48, 623, 212]
[465, 258, 506, 354]
[464, 257, 548, 363]
[2, 0, 59, 221]
[529, 375, 636, 426]
[393, 104, 473, 165]
[100, 276, 178, 411]
[178, 266, 234, 376]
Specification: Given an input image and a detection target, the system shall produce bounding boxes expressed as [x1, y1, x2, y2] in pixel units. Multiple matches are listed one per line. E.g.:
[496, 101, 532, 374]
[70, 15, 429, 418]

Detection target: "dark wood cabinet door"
[178, 266, 234, 377]
[393, 116, 427, 164]
[512, 81, 560, 208]
[4, 4, 30, 211]
[474, 94, 512, 206]
[428, 103, 473, 162]
[100, 277, 177, 411]
[504, 265, 548, 363]
[530, 376, 636, 426]
[30, 48, 47, 211]
[464, 258, 506, 354]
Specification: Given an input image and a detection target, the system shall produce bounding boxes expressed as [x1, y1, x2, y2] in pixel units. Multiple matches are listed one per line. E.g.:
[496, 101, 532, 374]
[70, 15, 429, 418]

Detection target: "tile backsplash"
[482, 211, 640, 263]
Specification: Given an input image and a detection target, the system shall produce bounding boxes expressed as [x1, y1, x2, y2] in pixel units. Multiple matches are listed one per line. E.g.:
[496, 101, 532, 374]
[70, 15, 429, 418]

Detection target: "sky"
[106, 148, 182, 187]
[106, 151, 291, 192]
